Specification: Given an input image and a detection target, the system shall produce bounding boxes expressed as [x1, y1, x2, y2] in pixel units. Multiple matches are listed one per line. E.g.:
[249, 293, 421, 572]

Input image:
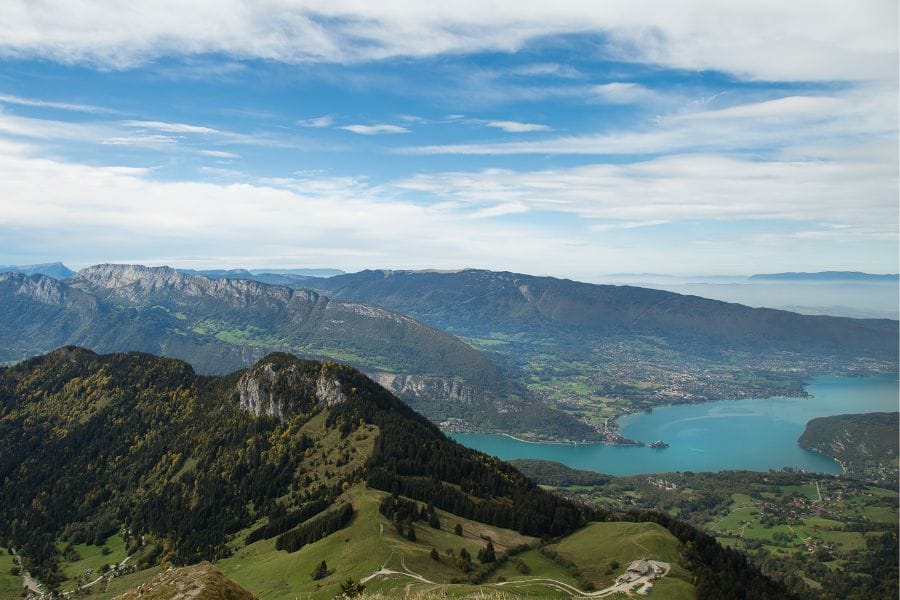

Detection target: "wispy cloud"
[403, 88, 897, 156]
[0, 93, 119, 114]
[122, 120, 220, 134]
[200, 149, 239, 159]
[484, 120, 552, 133]
[339, 124, 410, 135]
[296, 115, 334, 128]
[394, 151, 898, 229]
[512, 63, 583, 79]
[592, 83, 659, 105]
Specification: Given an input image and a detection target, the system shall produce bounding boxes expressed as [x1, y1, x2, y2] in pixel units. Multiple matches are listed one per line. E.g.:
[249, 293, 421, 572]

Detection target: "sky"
[0, 1, 897, 280]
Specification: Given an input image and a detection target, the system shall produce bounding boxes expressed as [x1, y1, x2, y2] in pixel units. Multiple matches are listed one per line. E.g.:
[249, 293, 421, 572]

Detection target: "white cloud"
[484, 120, 552, 133]
[0, 1, 894, 82]
[404, 87, 897, 156]
[296, 115, 334, 128]
[200, 149, 240, 159]
[592, 83, 659, 105]
[339, 124, 410, 135]
[122, 120, 221, 134]
[512, 63, 583, 78]
[0, 140, 895, 276]
[395, 151, 898, 229]
[0, 93, 117, 114]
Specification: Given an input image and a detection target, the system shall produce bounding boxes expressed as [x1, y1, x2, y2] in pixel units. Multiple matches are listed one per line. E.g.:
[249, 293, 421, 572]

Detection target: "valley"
[520, 463, 898, 600]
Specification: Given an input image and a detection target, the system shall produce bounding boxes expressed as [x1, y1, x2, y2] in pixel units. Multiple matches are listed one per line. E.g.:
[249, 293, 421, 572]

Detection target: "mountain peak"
[76, 263, 184, 289]
[237, 354, 349, 421]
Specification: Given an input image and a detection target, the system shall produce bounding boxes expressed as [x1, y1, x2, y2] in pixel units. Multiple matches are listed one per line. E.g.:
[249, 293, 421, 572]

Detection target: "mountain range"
[307, 269, 897, 360]
[0, 265, 589, 440]
[750, 271, 898, 282]
[2, 263, 897, 439]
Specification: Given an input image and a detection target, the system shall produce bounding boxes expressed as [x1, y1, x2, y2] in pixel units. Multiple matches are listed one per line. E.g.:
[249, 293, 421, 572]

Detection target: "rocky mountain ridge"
[0, 265, 593, 440]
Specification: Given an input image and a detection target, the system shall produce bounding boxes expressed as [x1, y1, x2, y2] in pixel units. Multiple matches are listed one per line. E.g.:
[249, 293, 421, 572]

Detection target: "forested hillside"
[0, 348, 791, 599]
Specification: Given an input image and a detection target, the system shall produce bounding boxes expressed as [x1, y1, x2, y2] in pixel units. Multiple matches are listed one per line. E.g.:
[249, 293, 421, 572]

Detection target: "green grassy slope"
[0, 548, 21, 600]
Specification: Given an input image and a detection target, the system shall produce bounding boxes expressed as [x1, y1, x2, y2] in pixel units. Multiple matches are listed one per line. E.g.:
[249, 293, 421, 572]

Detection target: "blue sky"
[0, 1, 896, 279]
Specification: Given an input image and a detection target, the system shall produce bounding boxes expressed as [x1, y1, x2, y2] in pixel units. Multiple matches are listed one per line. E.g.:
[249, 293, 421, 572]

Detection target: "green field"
[0, 549, 22, 600]
[549, 522, 695, 599]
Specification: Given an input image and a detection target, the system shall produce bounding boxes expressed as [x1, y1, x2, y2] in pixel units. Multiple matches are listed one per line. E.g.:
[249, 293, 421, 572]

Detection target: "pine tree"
[311, 560, 329, 580]
[477, 541, 495, 563]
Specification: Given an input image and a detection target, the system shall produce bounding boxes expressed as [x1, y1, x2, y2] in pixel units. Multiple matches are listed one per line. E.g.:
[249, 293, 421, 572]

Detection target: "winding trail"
[360, 552, 671, 599]
[10, 548, 44, 597]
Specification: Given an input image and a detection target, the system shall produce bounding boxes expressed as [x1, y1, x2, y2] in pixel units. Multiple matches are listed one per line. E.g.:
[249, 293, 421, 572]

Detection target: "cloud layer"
[1, 1, 896, 81]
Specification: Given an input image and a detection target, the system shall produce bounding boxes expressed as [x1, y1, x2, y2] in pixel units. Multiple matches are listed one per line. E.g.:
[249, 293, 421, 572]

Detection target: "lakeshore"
[451, 374, 899, 476]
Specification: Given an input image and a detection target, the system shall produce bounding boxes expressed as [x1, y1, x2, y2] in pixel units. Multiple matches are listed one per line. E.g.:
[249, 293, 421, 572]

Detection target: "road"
[10, 548, 45, 597]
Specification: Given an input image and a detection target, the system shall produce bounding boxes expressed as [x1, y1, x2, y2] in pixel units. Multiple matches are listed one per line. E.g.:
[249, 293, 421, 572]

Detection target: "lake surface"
[451, 374, 899, 476]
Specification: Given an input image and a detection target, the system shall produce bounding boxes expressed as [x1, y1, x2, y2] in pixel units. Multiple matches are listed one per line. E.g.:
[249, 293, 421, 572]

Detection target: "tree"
[477, 541, 495, 564]
[454, 523, 463, 536]
[311, 560, 329, 580]
[406, 525, 417, 542]
[336, 578, 365, 598]
[429, 548, 439, 561]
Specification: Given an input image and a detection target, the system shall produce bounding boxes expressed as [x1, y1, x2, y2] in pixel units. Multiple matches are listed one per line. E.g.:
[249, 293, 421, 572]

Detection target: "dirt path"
[10, 548, 44, 597]
[496, 563, 670, 599]
[362, 551, 672, 599]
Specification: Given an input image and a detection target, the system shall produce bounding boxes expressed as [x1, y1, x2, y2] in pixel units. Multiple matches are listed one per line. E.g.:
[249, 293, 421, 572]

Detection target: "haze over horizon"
[0, 1, 897, 280]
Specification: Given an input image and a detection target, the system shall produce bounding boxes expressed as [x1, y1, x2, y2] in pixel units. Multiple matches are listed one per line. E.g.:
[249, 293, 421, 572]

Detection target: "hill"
[307, 269, 898, 422]
[799, 412, 899, 486]
[0, 265, 592, 440]
[0, 348, 790, 599]
[114, 564, 257, 600]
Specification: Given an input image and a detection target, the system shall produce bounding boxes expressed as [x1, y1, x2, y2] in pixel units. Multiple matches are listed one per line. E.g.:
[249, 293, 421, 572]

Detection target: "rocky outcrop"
[0, 272, 93, 308]
[74, 264, 318, 311]
[236, 356, 348, 421]
[371, 372, 479, 406]
[115, 563, 257, 600]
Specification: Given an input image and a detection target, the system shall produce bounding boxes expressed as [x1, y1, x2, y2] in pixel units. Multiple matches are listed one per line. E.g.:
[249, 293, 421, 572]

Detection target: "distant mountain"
[751, 271, 898, 282]
[0, 265, 591, 439]
[306, 269, 898, 414]
[177, 268, 316, 287]
[0, 348, 790, 599]
[178, 267, 344, 285]
[0, 261, 74, 279]
[309, 269, 897, 361]
[251, 267, 345, 277]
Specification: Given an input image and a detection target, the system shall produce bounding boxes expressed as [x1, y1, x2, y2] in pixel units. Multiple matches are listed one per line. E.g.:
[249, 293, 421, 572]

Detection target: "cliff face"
[371, 372, 479, 407]
[236, 357, 348, 421]
[0, 272, 94, 309]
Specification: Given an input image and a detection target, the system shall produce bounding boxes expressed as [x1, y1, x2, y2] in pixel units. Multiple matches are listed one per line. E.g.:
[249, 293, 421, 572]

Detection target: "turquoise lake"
[451, 374, 899, 476]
